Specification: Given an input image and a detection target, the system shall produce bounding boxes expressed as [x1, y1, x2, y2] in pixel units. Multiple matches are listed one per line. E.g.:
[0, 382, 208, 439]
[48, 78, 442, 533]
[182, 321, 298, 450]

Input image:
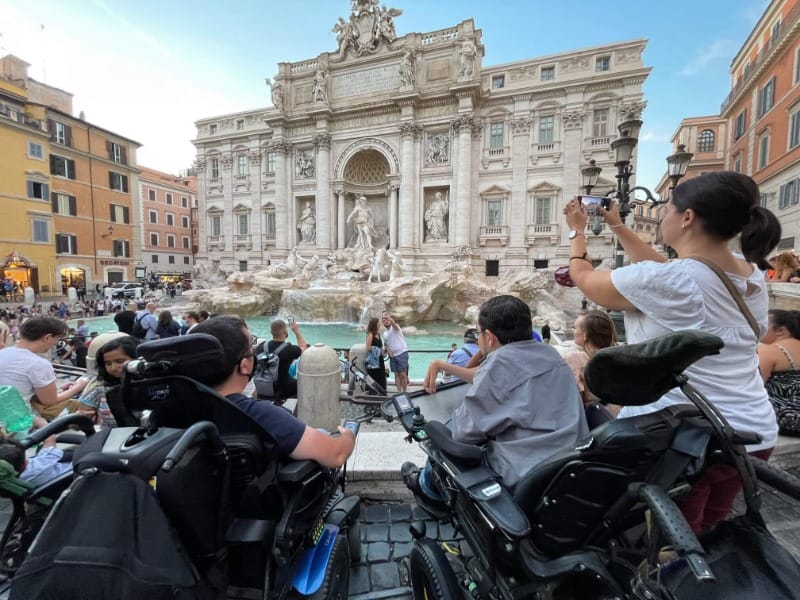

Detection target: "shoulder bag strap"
[687, 256, 760, 340]
[273, 342, 289, 355]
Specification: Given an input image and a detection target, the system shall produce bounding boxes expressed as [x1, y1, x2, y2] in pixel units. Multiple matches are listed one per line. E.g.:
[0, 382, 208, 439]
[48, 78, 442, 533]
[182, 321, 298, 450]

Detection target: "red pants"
[677, 448, 773, 533]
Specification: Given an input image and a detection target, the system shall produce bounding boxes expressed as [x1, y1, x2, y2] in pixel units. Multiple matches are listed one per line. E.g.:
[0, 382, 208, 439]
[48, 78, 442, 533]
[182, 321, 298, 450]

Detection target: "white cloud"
[678, 38, 737, 76]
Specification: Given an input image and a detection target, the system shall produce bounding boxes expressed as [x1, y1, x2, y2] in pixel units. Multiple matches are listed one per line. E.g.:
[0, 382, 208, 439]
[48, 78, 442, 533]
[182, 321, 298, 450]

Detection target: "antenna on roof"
[40, 24, 46, 83]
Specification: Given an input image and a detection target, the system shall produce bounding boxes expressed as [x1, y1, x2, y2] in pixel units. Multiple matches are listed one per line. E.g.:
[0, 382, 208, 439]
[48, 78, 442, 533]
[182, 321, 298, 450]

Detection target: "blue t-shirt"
[531, 331, 543, 342]
[225, 393, 306, 456]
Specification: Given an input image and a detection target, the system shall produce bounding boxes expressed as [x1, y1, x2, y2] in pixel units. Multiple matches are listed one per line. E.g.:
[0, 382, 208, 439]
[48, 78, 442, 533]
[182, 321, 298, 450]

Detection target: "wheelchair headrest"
[584, 330, 723, 406]
[130, 334, 230, 384]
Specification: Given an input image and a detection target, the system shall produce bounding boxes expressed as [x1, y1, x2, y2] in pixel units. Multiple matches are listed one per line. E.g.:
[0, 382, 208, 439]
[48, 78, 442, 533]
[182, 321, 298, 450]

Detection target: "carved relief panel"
[424, 131, 450, 166]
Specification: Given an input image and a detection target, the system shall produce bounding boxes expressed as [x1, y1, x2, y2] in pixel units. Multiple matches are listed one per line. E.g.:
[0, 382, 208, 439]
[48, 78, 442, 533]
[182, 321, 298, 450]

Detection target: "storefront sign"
[99, 260, 129, 265]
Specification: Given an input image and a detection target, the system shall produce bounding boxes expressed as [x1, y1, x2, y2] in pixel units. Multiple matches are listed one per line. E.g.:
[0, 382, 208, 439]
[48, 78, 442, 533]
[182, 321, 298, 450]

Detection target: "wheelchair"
[11, 334, 360, 599]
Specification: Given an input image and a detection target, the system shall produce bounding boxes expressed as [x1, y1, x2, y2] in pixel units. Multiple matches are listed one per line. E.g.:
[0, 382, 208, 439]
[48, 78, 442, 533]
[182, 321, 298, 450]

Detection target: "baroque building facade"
[192, 3, 649, 276]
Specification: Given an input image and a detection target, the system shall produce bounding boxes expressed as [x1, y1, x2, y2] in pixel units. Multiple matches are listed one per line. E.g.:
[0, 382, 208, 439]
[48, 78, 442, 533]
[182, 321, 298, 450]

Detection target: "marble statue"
[269, 79, 283, 111]
[312, 68, 328, 102]
[369, 248, 388, 283]
[424, 192, 449, 242]
[425, 133, 449, 165]
[333, 1, 402, 59]
[399, 48, 415, 87]
[298, 202, 316, 243]
[296, 150, 315, 178]
[458, 39, 477, 78]
[375, 4, 401, 44]
[347, 195, 376, 251]
[388, 249, 408, 280]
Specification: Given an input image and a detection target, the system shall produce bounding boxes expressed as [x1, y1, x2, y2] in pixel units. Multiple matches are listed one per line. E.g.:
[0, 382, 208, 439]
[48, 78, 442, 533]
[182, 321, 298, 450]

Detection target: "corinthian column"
[398, 121, 420, 251]
[509, 116, 531, 252]
[387, 184, 399, 248]
[336, 189, 346, 249]
[272, 140, 292, 252]
[451, 114, 478, 246]
[314, 132, 332, 252]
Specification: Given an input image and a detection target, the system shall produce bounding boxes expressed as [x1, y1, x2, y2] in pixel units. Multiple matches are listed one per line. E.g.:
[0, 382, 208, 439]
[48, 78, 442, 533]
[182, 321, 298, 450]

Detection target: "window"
[595, 56, 610, 72]
[210, 158, 220, 179]
[237, 155, 249, 176]
[790, 109, 800, 149]
[107, 141, 126, 164]
[49, 120, 71, 146]
[236, 119, 244, 130]
[181, 196, 188, 208]
[265, 206, 276, 237]
[166, 193, 173, 205]
[209, 124, 217, 135]
[540, 66, 554, 81]
[184, 256, 190, 265]
[237, 213, 249, 235]
[56, 233, 77, 254]
[535, 196, 552, 224]
[239, 261, 248, 272]
[697, 129, 715, 152]
[182, 236, 190, 249]
[149, 210, 158, 224]
[27, 141, 44, 159]
[167, 235, 175, 248]
[760, 192, 769, 207]
[489, 122, 504, 148]
[113, 239, 129, 258]
[265, 151, 275, 174]
[592, 109, 609, 138]
[759, 134, 770, 169]
[109, 171, 129, 192]
[491, 75, 505, 90]
[27, 180, 49, 200]
[487, 200, 503, 226]
[150, 232, 159, 246]
[757, 77, 776, 118]
[51, 192, 76, 216]
[148, 189, 156, 201]
[539, 115, 554, 144]
[109, 203, 130, 224]
[734, 155, 742, 173]
[485, 260, 499, 276]
[779, 178, 800, 208]
[32, 219, 49, 243]
[166, 213, 174, 226]
[734, 109, 747, 140]
[533, 259, 549, 269]
[168, 256, 175, 264]
[182, 216, 189, 228]
[210, 215, 222, 237]
[50, 155, 76, 179]
[152, 255, 158, 264]
[772, 19, 781, 41]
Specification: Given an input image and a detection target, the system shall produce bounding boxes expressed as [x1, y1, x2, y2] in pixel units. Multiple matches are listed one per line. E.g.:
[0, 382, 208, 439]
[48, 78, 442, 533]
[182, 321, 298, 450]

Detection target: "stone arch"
[335, 138, 399, 181]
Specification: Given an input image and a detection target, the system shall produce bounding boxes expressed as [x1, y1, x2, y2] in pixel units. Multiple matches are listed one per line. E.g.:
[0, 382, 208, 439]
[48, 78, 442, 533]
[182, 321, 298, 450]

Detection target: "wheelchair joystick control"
[412, 407, 425, 428]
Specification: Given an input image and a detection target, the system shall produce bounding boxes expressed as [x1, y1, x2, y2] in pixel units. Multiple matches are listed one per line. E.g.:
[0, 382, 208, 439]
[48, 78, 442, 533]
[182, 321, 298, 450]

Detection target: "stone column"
[387, 184, 399, 248]
[193, 157, 208, 261]
[314, 132, 332, 252]
[398, 122, 420, 251]
[220, 153, 233, 263]
[272, 140, 292, 252]
[249, 149, 262, 263]
[451, 115, 477, 246]
[336, 189, 346, 249]
[508, 117, 531, 259]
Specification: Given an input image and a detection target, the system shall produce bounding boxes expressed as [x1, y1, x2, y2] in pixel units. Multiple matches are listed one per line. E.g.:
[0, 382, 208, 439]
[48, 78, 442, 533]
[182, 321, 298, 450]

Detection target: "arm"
[291, 322, 308, 351]
[599, 201, 666, 264]
[34, 377, 88, 407]
[423, 359, 476, 393]
[757, 344, 780, 381]
[290, 426, 355, 468]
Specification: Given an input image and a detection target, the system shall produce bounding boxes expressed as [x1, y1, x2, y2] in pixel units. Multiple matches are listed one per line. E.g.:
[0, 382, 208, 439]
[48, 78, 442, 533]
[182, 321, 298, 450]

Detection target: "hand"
[563, 197, 588, 231]
[290, 321, 300, 333]
[424, 360, 443, 394]
[70, 377, 88, 393]
[599, 200, 623, 228]
[336, 425, 355, 440]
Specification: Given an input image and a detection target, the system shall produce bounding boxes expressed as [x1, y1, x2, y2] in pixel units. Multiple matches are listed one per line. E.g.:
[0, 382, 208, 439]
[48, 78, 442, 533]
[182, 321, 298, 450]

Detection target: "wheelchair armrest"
[55, 432, 88, 446]
[454, 466, 530, 538]
[731, 429, 761, 446]
[22, 414, 95, 448]
[425, 420, 483, 466]
[278, 459, 319, 483]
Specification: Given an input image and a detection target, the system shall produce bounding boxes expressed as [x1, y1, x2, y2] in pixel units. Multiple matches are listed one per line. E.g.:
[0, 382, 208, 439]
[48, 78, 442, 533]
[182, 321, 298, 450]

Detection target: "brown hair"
[367, 317, 380, 337]
[579, 310, 617, 352]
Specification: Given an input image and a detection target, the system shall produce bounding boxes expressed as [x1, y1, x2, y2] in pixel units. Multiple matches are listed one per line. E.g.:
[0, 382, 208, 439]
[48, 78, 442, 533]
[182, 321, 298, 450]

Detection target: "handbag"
[553, 265, 575, 287]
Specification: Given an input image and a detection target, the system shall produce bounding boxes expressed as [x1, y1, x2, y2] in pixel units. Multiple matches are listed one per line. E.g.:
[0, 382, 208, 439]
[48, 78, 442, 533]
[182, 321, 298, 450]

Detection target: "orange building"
[720, 0, 800, 251]
[138, 167, 196, 281]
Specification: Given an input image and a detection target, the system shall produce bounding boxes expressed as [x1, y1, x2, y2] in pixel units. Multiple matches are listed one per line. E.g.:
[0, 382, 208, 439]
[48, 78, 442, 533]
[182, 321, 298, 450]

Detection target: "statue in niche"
[424, 191, 449, 242]
[388, 249, 408, 280]
[296, 150, 315, 178]
[298, 202, 316, 244]
[312, 68, 328, 103]
[269, 79, 283, 111]
[458, 39, 477, 78]
[347, 195, 376, 252]
[399, 48, 415, 87]
[425, 134, 449, 165]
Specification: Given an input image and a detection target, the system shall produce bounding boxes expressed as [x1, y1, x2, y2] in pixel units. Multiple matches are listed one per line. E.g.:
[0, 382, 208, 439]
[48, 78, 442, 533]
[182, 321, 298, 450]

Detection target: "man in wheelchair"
[191, 316, 355, 468]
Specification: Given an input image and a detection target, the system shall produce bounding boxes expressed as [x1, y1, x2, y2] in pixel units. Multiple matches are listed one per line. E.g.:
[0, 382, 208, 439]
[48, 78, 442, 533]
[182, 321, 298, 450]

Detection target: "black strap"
[462, 347, 473, 358]
[688, 256, 760, 340]
[270, 342, 289, 356]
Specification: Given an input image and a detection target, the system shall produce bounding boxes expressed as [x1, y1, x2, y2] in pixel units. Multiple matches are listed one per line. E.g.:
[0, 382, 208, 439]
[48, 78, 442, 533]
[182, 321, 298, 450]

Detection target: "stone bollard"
[67, 286, 77, 302]
[297, 343, 341, 431]
[23, 287, 35, 305]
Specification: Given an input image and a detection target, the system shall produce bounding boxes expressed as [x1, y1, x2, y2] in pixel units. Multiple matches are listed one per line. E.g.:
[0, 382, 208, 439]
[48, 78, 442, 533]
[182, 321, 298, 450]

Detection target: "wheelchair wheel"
[347, 520, 362, 563]
[409, 539, 463, 600]
[291, 532, 350, 600]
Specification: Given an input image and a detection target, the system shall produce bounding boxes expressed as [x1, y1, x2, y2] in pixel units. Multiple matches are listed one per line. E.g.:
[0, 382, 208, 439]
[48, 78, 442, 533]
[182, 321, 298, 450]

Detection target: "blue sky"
[0, 0, 769, 188]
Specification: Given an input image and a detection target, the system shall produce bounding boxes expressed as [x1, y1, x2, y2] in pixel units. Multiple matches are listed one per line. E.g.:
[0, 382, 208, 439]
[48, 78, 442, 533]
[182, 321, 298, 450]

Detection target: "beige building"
[193, 3, 649, 276]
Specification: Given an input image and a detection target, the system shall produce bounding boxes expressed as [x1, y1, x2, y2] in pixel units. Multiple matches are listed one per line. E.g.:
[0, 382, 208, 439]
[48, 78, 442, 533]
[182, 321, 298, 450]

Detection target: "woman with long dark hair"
[365, 317, 387, 395]
[759, 309, 800, 436]
[156, 310, 181, 338]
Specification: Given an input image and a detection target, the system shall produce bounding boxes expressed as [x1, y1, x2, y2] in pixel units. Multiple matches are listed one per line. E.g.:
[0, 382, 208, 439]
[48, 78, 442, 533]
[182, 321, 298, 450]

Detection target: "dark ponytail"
[768, 309, 800, 339]
[741, 205, 781, 270]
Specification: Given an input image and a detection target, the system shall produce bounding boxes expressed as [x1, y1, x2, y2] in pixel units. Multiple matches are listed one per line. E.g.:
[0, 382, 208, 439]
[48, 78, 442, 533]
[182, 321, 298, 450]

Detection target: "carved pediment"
[479, 184, 511, 196]
[528, 180, 561, 193]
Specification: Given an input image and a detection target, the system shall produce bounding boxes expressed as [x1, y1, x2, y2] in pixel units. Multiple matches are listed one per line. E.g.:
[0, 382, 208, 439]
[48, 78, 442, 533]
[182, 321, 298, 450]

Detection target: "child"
[0, 435, 70, 488]
[77, 335, 138, 429]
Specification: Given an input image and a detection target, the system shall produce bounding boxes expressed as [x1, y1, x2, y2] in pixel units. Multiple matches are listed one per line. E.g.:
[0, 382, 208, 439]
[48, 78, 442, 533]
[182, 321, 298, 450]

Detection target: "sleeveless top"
[765, 343, 800, 436]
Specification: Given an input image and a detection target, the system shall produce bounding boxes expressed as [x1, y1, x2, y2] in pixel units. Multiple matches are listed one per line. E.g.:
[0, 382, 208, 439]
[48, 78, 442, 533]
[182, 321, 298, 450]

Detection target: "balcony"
[525, 223, 559, 245]
[207, 235, 224, 248]
[481, 146, 510, 168]
[479, 225, 509, 246]
[530, 140, 562, 165]
[233, 234, 252, 249]
[262, 233, 276, 248]
[589, 136, 611, 148]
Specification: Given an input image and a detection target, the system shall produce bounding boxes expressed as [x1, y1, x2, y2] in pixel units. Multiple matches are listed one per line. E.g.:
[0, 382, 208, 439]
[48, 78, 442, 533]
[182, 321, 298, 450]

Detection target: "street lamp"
[665, 144, 694, 191]
[580, 159, 602, 195]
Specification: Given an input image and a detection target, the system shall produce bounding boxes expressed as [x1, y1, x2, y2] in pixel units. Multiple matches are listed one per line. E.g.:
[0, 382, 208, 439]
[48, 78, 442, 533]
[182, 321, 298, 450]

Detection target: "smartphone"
[287, 316, 295, 325]
[342, 420, 360, 436]
[579, 195, 611, 213]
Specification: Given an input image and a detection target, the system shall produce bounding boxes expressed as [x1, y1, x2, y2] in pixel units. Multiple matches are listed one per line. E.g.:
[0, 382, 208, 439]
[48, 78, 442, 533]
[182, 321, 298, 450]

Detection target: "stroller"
[347, 356, 387, 398]
[10, 334, 361, 599]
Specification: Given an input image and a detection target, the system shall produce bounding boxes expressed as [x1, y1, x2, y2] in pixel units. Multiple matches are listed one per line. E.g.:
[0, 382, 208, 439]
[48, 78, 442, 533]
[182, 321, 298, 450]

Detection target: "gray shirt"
[451, 339, 587, 489]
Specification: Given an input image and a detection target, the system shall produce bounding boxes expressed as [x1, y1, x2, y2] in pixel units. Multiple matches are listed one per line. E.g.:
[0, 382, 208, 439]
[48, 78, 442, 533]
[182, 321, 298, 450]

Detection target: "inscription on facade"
[426, 58, 451, 82]
[331, 64, 400, 98]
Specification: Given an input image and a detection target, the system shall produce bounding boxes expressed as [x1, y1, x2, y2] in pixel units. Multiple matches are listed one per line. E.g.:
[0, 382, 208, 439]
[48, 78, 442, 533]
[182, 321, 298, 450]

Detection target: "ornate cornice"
[248, 150, 262, 165]
[194, 158, 207, 171]
[450, 113, 477, 133]
[270, 140, 294, 155]
[563, 110, 585, 130]
[510, 117, 532, 135]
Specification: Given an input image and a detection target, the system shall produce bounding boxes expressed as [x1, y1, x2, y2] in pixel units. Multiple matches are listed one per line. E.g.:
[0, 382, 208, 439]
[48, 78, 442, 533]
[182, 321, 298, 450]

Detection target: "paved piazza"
[192, 0, 649, 276]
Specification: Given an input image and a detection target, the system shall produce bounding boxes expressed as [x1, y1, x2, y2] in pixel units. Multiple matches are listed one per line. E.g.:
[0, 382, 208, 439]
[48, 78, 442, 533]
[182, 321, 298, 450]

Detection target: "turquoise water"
[74, 316, 472, 380]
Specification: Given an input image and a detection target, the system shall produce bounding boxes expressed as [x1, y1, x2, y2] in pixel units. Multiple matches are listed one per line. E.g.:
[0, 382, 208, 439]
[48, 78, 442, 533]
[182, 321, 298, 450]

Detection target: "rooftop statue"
[333, 0, 402, 60]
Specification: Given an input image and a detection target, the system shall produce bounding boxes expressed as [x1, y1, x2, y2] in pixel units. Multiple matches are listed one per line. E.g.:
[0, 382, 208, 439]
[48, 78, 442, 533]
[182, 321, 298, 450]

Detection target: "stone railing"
[525, 223, 559, 245]
[479, 225, 509, 246]
[421, 27, 460, 46]
[262, 233, 276, 248]
[290, 59, 318, 74]
[534, 140, 560, 154]
[589, 136, 611, 148]
[208, 235, 225, 247]
[233, 234, 252, 248]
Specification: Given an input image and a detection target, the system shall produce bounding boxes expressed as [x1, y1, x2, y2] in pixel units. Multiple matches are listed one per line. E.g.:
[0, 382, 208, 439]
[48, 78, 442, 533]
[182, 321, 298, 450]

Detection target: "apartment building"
[138, 167, 196, 281]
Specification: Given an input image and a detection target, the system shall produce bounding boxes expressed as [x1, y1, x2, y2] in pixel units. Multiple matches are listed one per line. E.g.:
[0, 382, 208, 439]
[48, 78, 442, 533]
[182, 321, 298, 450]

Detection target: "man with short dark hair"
[442, 328, 479, 383]
[382, 312, 409, 392]
[114, 302, 138, 335]
[404, 295, 587, 500]
[134, 303, 159, 340]
[254, 319, 308, 400]
[190, 316, 354, 468]
[181, 311, 200, 335]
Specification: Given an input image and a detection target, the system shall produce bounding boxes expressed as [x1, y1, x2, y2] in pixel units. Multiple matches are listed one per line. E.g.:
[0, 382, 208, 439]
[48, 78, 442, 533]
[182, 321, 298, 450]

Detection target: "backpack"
[253, 342, 288, 398]
[131, 313, 147, 340]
